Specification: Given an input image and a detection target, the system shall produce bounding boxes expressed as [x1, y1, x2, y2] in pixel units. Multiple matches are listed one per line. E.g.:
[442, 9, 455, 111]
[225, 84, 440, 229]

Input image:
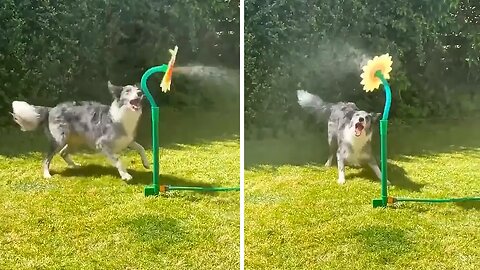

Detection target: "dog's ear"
[108, 81, 123, 99]
[371, 112, 382, 122]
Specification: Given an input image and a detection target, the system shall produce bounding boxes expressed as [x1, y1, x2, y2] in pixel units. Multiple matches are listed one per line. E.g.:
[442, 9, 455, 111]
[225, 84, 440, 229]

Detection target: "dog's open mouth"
[355, 122, 364, 137]
[129, 98, 141, 111]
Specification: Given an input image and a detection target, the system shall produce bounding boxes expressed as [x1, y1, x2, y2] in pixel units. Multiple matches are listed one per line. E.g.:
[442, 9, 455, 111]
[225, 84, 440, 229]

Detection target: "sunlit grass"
[245, 119, 480, 269]
[0, 107, 240, 270]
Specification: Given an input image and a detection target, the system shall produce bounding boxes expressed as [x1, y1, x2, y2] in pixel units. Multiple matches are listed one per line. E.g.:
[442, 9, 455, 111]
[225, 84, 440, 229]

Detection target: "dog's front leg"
[368, 160, 390, 185]
[337, 153, 346, 185]
[97, 143, 132, 181]
[107, 152, 132, 181]
[128, 141, 150, 169]
[325, 128, 337, 167]
[59, 144, 80, 168]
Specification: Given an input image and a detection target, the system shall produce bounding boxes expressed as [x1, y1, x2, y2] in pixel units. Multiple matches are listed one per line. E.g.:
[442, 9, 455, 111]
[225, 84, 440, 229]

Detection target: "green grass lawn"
[245, 119, 480, 269]
[0, 107, 240, 269]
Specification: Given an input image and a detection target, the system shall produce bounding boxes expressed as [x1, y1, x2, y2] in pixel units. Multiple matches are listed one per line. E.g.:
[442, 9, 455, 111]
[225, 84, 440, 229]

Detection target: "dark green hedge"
[0, 0, 239, 124]
[245, 0, 480, 133]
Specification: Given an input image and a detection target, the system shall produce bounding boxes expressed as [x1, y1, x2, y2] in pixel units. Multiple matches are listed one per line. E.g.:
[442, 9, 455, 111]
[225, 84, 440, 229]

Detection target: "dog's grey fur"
[297, 90, 384, 184]
[11, 82, 150, 181]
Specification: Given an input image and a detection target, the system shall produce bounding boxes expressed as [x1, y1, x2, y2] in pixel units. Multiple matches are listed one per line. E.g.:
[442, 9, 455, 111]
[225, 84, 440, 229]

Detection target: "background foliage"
[245, 0, 480, 136]
[0, 0, 239, 125]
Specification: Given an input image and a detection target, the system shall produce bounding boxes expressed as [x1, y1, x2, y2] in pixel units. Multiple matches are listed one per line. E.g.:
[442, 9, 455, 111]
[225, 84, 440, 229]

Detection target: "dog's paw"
[120, 172, 133, 181]
[337, 178, 346, 185]
[43, 172, 52, 179]
[325, 160, 333, 167]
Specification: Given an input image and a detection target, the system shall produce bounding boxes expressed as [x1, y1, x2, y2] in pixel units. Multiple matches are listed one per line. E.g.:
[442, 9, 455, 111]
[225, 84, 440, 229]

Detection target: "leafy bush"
[0, 0, 239, 125]
[245, 0, 480, 132]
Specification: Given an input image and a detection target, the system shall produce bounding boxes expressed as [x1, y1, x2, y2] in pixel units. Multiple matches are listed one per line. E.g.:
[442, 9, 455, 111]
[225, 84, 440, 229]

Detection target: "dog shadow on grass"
[455, 201, 480, 210]
[123, 215, 189, 247]
[353, 226, 413, 264]
[57, 164, 220, 194]
[348, 161, 425, 192]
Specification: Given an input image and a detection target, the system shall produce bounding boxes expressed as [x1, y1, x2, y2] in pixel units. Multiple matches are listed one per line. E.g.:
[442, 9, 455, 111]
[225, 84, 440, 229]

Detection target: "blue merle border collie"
[10, 82, 150, 181]
[297, 89, 386, 185]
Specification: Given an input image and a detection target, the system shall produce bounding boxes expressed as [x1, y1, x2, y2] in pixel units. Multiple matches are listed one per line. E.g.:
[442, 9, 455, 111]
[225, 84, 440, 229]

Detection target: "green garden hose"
[161, 185, 240, 193]
[394, 197, 480, 203]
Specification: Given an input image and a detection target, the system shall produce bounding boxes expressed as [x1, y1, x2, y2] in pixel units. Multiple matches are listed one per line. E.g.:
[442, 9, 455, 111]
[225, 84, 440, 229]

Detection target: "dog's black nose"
[359, 117, 365, 122]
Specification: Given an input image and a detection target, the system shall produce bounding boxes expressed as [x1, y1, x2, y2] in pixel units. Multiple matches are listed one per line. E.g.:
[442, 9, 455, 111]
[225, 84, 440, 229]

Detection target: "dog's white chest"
[112, 135, 134, 153]
[343, 128, 371, 165]
[110, 103, 141, 153]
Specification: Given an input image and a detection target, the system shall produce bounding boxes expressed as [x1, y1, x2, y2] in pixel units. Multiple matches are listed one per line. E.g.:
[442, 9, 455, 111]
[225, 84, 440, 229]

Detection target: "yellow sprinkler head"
[160, 45, 178, 93]
[360, 53, 393, 92]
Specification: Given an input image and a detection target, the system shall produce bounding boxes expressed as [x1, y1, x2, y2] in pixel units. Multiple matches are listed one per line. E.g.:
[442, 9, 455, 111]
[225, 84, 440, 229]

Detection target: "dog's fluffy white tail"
[296, 90, 332, 116]
[11, 101, 42, 131]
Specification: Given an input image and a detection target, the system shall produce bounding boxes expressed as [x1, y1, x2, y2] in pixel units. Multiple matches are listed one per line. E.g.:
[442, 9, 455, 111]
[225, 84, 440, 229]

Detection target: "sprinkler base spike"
[144, 186, 157, 197]
[372, 197, 397, 207]
[372, 198, 386, 208]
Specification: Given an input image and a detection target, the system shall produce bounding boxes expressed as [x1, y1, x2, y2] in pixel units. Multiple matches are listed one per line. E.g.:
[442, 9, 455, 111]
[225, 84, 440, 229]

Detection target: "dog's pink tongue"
[355, 123, 364, 136]
[130, 99, 141, 111]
